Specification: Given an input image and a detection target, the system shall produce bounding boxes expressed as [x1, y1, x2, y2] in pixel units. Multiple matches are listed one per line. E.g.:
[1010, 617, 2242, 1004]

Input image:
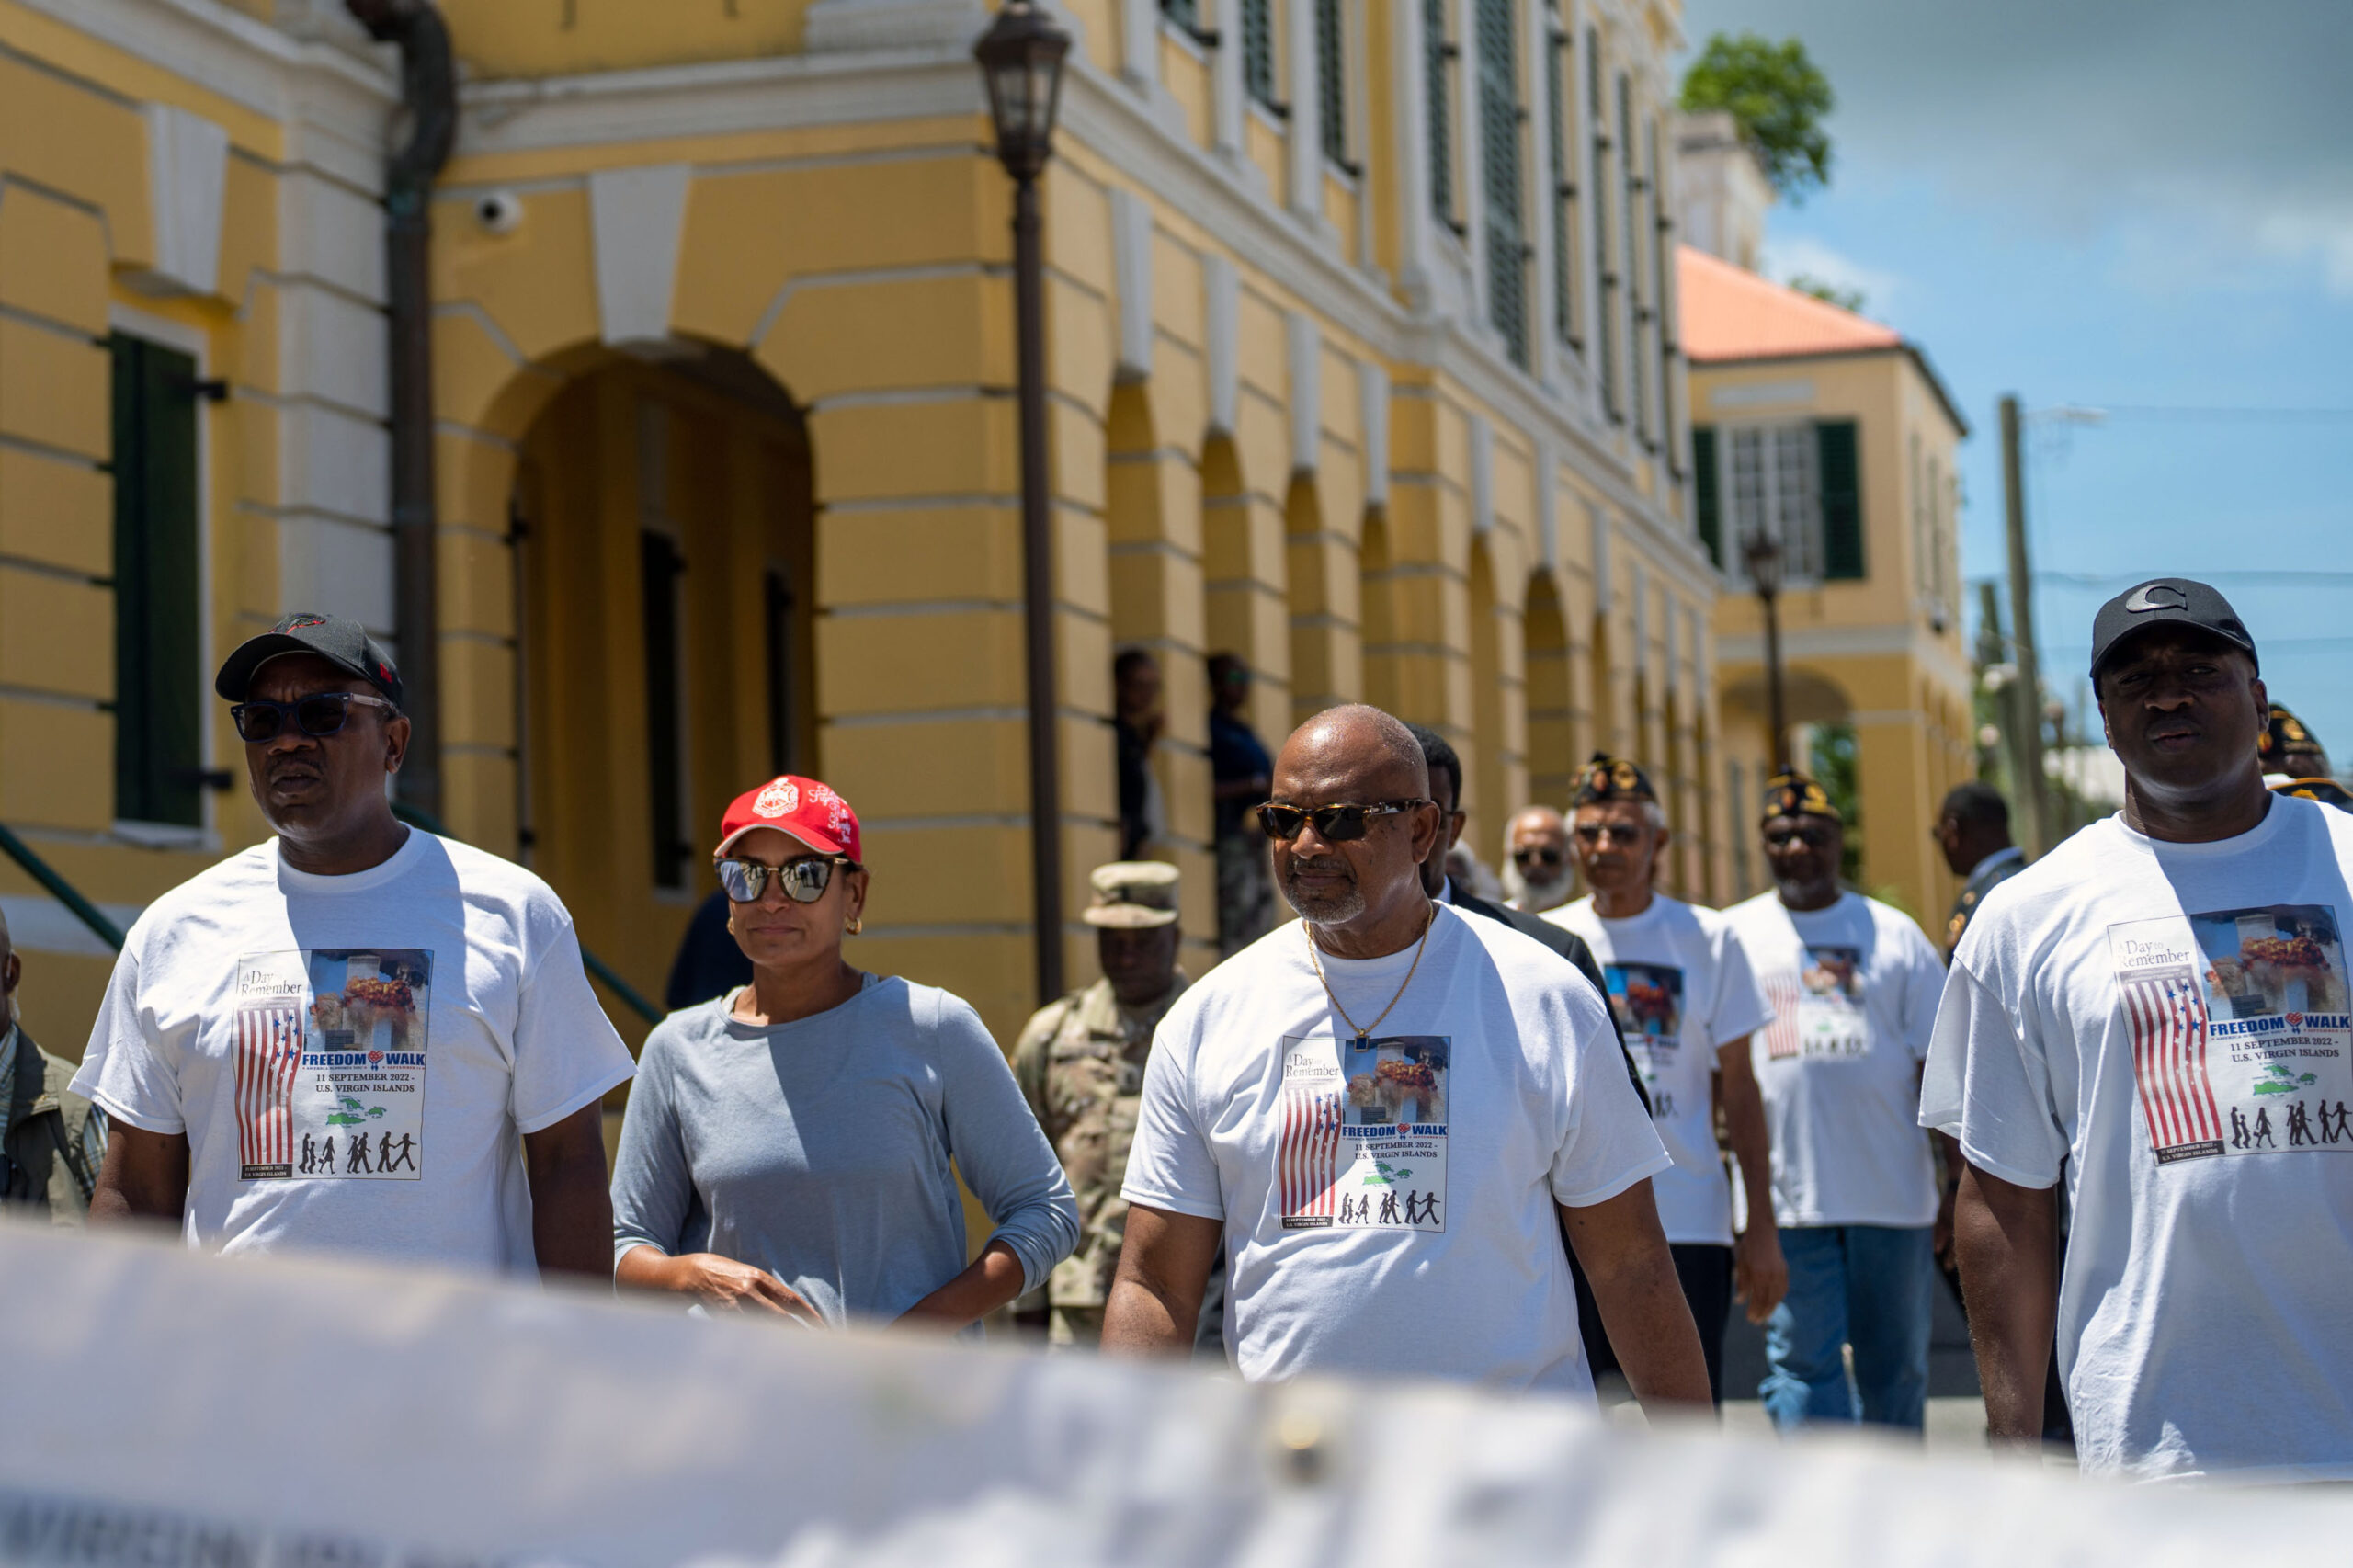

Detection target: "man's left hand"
[1733, 1222, 1788, 1323]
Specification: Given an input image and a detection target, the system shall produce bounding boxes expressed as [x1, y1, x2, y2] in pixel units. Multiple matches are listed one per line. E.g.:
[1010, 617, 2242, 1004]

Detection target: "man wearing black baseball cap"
[75, 612, 634, 1282]
[1924, 578, 2353, 1481]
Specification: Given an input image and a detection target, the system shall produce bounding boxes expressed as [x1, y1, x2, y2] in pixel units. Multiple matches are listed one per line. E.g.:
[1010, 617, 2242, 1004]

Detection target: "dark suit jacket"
[1447, 880, 1649, 1115]
[1944, 846, 2027, 962]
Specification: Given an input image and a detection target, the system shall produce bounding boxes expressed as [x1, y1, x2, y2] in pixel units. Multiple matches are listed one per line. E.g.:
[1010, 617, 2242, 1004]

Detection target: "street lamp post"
[976, 1, 1073, 1006]
[1743, 528, 1790, 772]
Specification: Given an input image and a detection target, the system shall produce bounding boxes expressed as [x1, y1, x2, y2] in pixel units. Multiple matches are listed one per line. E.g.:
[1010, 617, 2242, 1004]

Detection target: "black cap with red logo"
[214, 611, 404, 708]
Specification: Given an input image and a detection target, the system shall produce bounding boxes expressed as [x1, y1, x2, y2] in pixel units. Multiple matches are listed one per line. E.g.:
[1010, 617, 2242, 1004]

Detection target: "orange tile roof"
[1677, 245, 1902, 362]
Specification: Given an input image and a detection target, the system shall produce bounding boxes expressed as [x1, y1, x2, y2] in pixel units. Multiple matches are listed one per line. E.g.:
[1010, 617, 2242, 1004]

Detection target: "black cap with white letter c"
[2088, 577, 2257, 681]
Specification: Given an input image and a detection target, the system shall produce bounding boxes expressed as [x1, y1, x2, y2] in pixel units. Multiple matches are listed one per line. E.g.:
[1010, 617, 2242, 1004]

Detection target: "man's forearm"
[1099, 1275, 1199, 1356]
[1718, 1069, 1777, 1234]
[1953, 1159, 2057, 1443]
[1561, 1185, 1712, 1414]
[523, 1106, 615, 1285]
[88, 1124, 189, 1227]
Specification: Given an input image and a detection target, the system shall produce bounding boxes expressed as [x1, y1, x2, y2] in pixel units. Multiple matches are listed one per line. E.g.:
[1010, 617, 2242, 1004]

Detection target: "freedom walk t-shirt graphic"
[1278, 1035, 1449, 1231]
[233, 949, 433, 1182]
[2108, 904, 2351, 1165]
[1761, 947, 1868, 1062]
[1603, 963, 1683, 1119]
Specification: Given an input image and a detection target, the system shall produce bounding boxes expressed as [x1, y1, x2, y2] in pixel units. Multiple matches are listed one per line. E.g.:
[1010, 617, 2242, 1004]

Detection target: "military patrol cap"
[1762, 770, 1841, 824]
[1082, 861, 1180, 927]
[1573, 752, 1657, 808]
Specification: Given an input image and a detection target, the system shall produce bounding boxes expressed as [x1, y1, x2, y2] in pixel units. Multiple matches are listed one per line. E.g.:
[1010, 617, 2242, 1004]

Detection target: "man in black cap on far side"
[1924, 577, 2353, 1482]
[75, 612, 636, 1282]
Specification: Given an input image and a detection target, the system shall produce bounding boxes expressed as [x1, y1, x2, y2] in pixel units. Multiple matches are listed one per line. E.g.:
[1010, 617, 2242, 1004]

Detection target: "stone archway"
[504, 346, 816, 1017]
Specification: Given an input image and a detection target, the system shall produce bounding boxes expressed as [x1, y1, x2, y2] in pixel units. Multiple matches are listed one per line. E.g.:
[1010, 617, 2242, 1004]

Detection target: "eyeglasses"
[1515, 846, 1569, 865]
[1764, 824, 1837, 850]
[1570, 824, 1644, 848]
[1256, 800, 1428, 843]
[717, 855, 858, 904]
[231, 691, 400, 744]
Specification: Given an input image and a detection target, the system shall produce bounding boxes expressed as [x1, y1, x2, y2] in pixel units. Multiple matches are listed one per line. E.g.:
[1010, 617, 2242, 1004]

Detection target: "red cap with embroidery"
[713, 776, 862, 864]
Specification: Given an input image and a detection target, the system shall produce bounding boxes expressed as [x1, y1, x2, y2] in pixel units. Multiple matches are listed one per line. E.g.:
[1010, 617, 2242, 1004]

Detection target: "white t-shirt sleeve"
[71, 945, 187, 1136]
[1550, 991, 1674, 1208]
[509, 901, 638, 1134]
[1120, 1010, 1225, 1222]
[1918, 960, 2064, 1189]
[1707, 924, 1774, 1049]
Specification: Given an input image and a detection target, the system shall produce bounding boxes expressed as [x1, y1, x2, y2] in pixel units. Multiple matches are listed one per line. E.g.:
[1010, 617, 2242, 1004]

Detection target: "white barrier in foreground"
[0, 1220, 2341, 1568]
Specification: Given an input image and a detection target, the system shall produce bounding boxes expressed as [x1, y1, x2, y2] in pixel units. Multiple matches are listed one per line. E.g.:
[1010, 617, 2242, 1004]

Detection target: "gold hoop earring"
[845, 915, 862, 936]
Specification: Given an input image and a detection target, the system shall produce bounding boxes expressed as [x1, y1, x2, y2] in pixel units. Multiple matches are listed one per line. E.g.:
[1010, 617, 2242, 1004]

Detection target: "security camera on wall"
[474, 190, 523, 236]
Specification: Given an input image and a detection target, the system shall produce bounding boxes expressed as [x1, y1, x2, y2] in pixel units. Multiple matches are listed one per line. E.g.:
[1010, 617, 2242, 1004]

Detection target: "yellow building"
[0, 0, 1740, 1067]
[1678, 245, 1973, 920]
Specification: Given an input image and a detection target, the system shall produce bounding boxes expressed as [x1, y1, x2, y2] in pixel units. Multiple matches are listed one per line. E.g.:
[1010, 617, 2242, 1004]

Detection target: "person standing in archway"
[1207, 653, 1276, 955]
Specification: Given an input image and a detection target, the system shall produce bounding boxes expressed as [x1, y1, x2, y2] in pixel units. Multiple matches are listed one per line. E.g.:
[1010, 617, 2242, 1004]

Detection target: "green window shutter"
[1161, 0, 1198, 33]
[640, 529, 688, 889]
[1817, 420, 1865, 580]
[1545, 24, 1574, 348]
[1243, 0, 1277, 108]
[1692, 426, 1721, 568]
[1475, 0, 1525, 365]
[1315, 0, 1347, 165]
[1586, 28, 1616, 417]
[1424, 0, 1454, 225]
[1618, 73, 1643, 437]
[109, 333, 204, 829]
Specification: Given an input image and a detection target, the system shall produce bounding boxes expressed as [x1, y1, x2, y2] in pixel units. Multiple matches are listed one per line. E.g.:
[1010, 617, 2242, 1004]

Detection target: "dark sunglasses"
[717, 854, 857, 904]
[1514, 846, 1569, 865]
[1569, 824, 1643, 847]
[1256, 799, 1427, 843]
[231, 691, 399, 744]
[1764, 824, 1837, 850]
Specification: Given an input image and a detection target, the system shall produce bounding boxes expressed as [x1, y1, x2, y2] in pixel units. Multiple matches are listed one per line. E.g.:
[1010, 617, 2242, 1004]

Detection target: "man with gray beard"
[1504, 805, 1577, 914]
[1105, 705, 1709, 1404]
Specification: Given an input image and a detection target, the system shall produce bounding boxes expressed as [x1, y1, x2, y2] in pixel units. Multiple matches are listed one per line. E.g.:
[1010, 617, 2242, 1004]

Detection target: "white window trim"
[1711, 417, 1825, 592]
[108, 303, 222, 853]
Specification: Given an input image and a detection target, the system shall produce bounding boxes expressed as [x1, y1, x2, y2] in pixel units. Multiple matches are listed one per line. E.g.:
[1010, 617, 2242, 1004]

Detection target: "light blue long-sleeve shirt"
[611, 975, 1079, 1329]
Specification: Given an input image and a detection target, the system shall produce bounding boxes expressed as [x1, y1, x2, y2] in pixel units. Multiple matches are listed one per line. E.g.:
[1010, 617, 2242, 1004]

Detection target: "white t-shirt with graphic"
[1722, 890, 1945, 1228]
[74, 831, 636, 1276]
[1548, 893, 1774, 1245]
[1922, 797, 2353, 1483]
[1122, 903, 1669, 1393]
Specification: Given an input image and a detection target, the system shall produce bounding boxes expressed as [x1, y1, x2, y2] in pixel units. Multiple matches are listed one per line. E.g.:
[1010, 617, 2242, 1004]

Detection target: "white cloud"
[1757, 235, 1905, 316]
[1677, 0, 2353, 297]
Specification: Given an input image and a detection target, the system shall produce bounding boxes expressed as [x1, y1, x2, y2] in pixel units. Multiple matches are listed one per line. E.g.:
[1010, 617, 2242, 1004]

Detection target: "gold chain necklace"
[1305, 901, 1437, 1047]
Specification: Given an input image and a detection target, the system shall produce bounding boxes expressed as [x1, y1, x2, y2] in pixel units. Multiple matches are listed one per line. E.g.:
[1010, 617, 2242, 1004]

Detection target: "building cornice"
[11, 0, 393, 124]
[1689, 342, 1972, 440]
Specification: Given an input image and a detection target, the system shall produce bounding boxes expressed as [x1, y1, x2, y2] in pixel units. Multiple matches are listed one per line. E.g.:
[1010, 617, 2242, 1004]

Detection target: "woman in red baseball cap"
[610, 776, 1077, 1335]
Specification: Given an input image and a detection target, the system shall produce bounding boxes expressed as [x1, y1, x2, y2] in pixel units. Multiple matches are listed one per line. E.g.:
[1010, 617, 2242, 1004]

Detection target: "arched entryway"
[508, 347, 816, 1011]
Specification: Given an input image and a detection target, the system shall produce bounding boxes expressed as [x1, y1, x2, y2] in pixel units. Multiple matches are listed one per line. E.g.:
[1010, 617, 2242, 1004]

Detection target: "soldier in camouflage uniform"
[1011, 862, 1188, 1347]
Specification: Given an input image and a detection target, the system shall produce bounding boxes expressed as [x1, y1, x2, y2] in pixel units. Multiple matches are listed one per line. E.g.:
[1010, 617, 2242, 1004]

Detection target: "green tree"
[1787, 275, 1865, 313]
[1680, 33, 1834, 202]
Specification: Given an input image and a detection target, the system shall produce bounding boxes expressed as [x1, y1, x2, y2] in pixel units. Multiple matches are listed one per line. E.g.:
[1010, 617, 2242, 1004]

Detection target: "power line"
[2085, 404, 2353, 422]
[1969, 570, 2353, 588]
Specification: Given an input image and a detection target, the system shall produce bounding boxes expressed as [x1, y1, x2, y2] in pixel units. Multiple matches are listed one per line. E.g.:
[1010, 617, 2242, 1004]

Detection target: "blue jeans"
[1760, 1224, 1932, 1433]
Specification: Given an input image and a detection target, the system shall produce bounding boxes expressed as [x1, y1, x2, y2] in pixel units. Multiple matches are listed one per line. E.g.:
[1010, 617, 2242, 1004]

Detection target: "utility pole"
[1975, 581, 2011, 788]
[2000, 395, 2050, 858]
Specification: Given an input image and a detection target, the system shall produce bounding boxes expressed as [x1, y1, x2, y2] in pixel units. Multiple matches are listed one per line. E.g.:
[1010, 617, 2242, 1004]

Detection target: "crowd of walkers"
[21, 573, 2353, 1487]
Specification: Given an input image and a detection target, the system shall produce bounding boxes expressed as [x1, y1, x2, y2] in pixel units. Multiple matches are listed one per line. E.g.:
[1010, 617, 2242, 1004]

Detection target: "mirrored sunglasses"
[717, 854, 856, 904]
[1256, 800, 1427, 843]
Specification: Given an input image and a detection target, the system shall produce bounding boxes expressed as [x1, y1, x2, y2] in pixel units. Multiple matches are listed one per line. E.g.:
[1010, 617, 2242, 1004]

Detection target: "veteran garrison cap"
[1761, 770, 1841, 824]
[2258, 703, 2322, 766]
[215, 611, 403, 707]
[1572, 752, 1658, 808]
[1082, 861, 1180, 928]
[2271, 778, 2353, 812]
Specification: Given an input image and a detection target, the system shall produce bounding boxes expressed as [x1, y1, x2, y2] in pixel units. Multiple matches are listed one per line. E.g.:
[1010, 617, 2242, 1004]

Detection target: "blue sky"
[1677, 0, 2353, 770]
